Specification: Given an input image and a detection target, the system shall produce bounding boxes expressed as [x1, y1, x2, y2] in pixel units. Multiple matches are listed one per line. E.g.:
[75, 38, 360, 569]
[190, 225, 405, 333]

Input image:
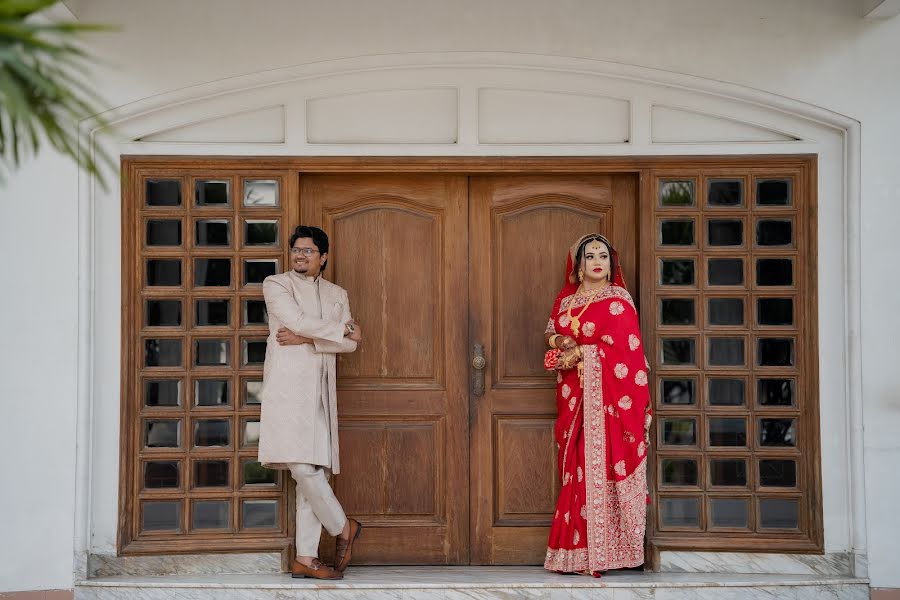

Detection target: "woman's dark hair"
[575, 235, 616, 284]
[290, 225, 329, 270]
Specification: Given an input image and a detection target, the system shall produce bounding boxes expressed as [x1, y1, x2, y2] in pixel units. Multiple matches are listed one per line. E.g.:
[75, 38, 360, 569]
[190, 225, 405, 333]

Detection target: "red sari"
[544, 246, 651, 574]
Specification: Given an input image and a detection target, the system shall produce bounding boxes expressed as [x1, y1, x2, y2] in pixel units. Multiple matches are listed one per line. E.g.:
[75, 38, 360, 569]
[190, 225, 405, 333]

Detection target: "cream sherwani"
[258, 270, 357, 471]
[258, 270, 357, 555]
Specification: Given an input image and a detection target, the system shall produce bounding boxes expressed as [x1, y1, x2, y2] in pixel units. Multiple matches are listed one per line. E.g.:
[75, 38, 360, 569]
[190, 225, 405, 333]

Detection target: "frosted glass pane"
[243, 500, 278, 529]
[708, 179, 743, 207]
[245, 220, 279, 246]
[195, 219, 231, 246]
[195, 339, 230, 367]
[660, 497, 700, 527]
[194, 419, 230, 447]
[244, 180, 279, 207]
[195, 180, 230, 206]
[192, 500, 230, 530]
[193, 460, 229, 487]
[195, 379, 229, 407]
[146, 179, 181, 206]
[142, 501, 181, 531]
[145, 379, 181, 407]
[144, 461, 179, 489]
[660, 180, 694, 207]
[661, 379, 695, 405]
[146, 220, 181, 246]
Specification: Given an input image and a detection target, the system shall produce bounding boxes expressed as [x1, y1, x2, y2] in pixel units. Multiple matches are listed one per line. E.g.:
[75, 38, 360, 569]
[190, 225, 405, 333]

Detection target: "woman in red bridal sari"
[543, 234, 651, 576]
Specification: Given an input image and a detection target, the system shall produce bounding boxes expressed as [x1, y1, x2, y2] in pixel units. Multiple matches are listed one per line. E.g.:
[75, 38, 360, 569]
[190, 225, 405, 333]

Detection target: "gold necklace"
[566, 286, 600, 337]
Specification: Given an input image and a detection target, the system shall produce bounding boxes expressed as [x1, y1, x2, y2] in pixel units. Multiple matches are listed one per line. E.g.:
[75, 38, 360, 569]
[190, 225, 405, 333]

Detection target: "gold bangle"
[549, 334, 560, 349]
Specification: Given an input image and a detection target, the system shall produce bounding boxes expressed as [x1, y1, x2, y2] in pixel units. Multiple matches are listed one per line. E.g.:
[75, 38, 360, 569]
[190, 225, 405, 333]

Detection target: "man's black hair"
[290, 225, 329, 270]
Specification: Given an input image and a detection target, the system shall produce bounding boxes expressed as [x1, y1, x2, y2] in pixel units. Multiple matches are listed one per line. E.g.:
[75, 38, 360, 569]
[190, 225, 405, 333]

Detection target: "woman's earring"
[578, 271, 584, 282]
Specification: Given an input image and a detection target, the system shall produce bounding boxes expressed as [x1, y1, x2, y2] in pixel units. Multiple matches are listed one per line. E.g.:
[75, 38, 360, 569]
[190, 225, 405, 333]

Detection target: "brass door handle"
[472, 343, 486, 397]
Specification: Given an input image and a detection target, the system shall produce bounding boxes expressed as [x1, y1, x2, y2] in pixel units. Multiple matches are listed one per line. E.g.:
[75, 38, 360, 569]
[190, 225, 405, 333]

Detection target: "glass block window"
[651, 167, 814, 547]
[123, 171, 287, 549]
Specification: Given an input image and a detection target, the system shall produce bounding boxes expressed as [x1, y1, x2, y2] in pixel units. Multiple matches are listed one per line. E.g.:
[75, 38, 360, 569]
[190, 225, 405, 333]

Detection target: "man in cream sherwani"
[259, 225, 363, 580]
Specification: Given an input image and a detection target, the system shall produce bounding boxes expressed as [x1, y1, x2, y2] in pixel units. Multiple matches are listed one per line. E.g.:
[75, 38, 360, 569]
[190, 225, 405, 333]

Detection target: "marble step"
[75, 566, 870, 599]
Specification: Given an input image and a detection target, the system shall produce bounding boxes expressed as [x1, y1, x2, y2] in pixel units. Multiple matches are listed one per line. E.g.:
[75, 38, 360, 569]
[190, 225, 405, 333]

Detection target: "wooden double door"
[301, 173, 638, 564]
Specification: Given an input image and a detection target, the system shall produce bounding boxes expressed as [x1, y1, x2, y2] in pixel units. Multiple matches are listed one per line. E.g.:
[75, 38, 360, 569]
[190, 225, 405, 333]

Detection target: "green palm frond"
[0, 0, 116, 186]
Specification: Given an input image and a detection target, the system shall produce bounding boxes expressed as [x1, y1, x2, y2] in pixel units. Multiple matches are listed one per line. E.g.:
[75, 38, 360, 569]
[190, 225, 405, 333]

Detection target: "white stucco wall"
[0, 151, 79, 589]
[1, 0, 898, 592]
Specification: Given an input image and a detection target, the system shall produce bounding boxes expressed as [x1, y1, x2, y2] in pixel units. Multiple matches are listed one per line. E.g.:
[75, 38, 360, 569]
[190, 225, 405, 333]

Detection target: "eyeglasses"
[290, 247, 319, 256]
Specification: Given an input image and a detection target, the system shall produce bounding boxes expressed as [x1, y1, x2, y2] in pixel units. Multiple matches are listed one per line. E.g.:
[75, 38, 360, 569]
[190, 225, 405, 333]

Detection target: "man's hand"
[276, 327, 313, 346]
[348, 322, 362, 343]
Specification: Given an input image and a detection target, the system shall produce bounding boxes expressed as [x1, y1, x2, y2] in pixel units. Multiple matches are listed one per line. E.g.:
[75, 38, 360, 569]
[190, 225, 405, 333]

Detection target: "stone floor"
[75, 566, 870, 599]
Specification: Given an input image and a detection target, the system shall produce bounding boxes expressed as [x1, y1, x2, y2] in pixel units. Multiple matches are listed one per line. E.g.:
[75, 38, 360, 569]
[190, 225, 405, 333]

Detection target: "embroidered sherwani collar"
[288, 270, 321, 285]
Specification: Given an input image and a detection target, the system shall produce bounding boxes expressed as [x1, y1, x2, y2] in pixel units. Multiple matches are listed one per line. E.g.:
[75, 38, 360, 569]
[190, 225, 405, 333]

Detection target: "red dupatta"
[544, 234, 651, 574]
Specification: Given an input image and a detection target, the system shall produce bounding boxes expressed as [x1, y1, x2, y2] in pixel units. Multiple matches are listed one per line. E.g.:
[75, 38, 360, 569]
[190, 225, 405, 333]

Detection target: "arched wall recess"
[74, 53, 864, 577]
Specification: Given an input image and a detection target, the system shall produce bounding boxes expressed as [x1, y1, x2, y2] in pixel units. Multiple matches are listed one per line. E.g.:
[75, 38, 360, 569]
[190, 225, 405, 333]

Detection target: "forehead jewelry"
[584, 240, 605, 254]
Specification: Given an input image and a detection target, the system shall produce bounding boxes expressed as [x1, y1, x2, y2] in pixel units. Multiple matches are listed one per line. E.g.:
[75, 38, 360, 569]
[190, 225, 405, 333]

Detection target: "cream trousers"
[288, 463, 347, 557]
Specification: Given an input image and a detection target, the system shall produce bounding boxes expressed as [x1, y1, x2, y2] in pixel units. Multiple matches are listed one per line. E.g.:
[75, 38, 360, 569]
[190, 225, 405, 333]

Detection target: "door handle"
[472, 343, 486, 397]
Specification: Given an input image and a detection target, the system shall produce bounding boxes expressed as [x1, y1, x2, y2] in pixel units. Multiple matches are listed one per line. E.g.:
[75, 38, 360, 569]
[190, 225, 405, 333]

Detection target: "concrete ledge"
[658, 551, 853, 576]
[87, 552, 281, 577]
[74, 567, 870, 599]
[0, 592, 73, 600]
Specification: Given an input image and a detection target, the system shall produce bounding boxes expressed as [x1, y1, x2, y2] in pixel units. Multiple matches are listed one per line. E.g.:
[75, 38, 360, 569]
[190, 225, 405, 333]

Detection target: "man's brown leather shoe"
[334, 518, 363, 572]
[291, 558, 343, 579]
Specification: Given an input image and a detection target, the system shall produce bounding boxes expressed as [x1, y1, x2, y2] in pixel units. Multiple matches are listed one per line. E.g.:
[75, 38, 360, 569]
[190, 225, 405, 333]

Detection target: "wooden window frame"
[120, 161, 299, 556]
[643, 160, 821, 557]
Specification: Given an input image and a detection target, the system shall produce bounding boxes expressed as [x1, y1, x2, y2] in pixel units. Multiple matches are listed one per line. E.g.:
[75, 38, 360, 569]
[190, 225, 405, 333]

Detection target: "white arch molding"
[73, 52, 865, 578]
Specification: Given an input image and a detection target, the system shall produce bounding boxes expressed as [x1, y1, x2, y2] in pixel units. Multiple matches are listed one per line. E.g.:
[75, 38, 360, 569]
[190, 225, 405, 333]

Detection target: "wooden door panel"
[330, 207, 439, 382]
[334, 425, 385, 514]
[301, 174, 468, 564]
[494, 416, 560, 522]
[492, 527, 554, 564]
[470, 175, 639, 564]
[335, 420, 441, 517]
